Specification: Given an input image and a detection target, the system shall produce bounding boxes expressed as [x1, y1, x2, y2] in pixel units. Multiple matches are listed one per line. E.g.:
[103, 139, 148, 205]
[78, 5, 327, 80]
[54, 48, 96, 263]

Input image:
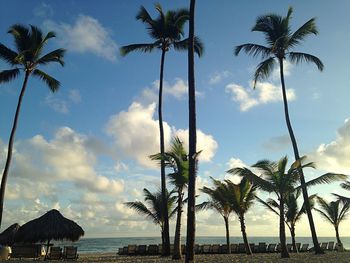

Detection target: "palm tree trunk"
[185, 0, 197, 262]
[0, 71, 30, 228]
[239, 214, 252, 255]
[279, 197, 290, 258]
[173, 189, 183, 260]
[278, 58, 322, 254]
[335, 226, 342, 244]
[290, 224, 298, 253]
[158, 48, 170, 256]
[224, 216, 231, 254]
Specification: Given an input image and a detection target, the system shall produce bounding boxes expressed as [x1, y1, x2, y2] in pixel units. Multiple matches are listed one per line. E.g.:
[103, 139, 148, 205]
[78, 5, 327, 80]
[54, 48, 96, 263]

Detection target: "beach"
[75, 252, 350, 262]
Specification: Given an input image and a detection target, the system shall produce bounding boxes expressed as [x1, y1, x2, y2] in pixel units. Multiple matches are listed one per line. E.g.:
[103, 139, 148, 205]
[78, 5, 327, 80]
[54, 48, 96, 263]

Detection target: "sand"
[76, 251, 350, 263]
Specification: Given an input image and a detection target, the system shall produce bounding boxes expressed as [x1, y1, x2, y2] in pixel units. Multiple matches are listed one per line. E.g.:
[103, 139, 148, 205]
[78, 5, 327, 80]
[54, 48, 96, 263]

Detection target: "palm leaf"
[8, 24, 31, 53]
[255, 196, 280, 216]
[333, 193, 350, 203]
[288, 18, 318, 48]
[120, 42, 160, 56]
[124, 201, 159, 224]
[0, 44, 19, 65]
[341, 181, 350, 191]
[314, 208, 334, 224]
[0, 68, 20, 83]
[37, 48, 65, 66]
[173, 36, 204, 57]
[288, 52, 324, 71]
[136, 6, 156, 27]
[253, 57, 276, 88]
[32, 69, 60, 92]
[299, 173, 348, 189]
[234, 43, 271, 58]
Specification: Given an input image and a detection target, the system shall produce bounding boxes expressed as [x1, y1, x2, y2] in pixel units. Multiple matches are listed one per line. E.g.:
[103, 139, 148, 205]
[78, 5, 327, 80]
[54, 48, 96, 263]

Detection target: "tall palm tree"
[234, 7, 324, 253]
[150, 137, 188, 260]
[185, 0, 198, 261]
[257, 192, 316, 252]
[0, 24, 65, 227]
[124, 188, 177, 245]
[120, 4, 203, 255]
[225, 178, 257, 255]
[314, 197, 350, 245]
[197, 177, 233, 254]
[229, 156, 345, 258]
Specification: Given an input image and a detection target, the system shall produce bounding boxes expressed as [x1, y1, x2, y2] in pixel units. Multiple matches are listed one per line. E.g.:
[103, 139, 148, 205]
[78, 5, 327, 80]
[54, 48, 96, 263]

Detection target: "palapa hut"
[0, 223, 20, 246]
[15, 209, 84, 257]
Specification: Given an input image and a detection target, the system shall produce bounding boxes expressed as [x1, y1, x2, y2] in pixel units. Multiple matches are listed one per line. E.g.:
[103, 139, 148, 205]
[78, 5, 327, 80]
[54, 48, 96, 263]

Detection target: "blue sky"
[1, 0, 350, 238]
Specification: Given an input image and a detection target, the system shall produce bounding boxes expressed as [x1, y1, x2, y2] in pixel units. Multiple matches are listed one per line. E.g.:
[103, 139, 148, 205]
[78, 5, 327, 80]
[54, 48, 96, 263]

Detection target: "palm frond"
[253, 57, 275, 88]
[120, 42, 160, 56]
[136, 6, 156, 27]
[0, 44, 19, 65]
[314, 208, 334, 225]
[37, 48, 65, 66]
[288, 52, 324, 71]
[8, 24, 31, 53]
[0, 68, 20, 83]
[234, 43, 271, 59]
[338, 201, 350, 222]
[32, 69, 60, 92]
[124, 201, 159, 224]
[332, 193, 350, 203]
[341, 181, 350, 191]
[301, 173, 348, 189]
[173, 36, 204, 57]
[288, 18, 318, 48]
[255, 196, 280, 216]
[195, 201, 213, 211]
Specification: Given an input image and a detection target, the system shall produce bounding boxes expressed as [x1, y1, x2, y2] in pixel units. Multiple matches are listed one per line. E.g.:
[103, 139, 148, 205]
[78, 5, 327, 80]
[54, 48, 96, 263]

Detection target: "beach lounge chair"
[49, 246, 62, 260]
[63, 246, 78, 260]
[126, 245, 137, 255]
[258, 242, 267, 253]
[249, 243, 255, 253]
[238, 243, 245, 253]
[202, 244, 211, 254]
[286, 243, 292, 252]
[300, 244, 309, 252]
[147, 244, 158, 255]
[137, 245, 147, 255]
[117, 247, 124, 255]
[335, 243, 345, 252]
[327, 241, 335, 251]
[194, 244, 201, 254]
[181, 244, 186, 254]
[220, 244, 228, 254]
[276, 243, 281, 253]
[320, 242, 328, 250]
[11, 244, 41, 259]
[230, 243, 237, 253]
[267, 243, 276, 253]
[211, 244, 220, 254]
[294, 243, 301, 253]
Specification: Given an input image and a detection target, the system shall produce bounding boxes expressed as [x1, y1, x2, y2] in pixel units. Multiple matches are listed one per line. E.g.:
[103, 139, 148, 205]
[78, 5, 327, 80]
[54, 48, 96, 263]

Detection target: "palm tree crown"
[0, 24, 65, 90]
[235, 6, 323, 87]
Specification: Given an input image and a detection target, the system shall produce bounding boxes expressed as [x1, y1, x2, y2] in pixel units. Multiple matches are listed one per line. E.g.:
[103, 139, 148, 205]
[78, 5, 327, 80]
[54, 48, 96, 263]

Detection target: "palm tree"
[228, 156, 345, 258]
[225, 178, 257, 255]
[120, 4, 203, 255]
[0, 24, 65, 227]
[150, 137, 188, 260]
[234, 7, 324, 253]
[314, 197, 350, 245]
[197, 177, 233, 254]
[124, 188, 177, 245]
[257, 192, 316, 252]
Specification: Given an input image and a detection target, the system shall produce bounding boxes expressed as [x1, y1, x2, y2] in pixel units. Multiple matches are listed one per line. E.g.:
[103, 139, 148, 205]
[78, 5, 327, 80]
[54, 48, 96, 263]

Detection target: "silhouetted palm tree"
[120, 5, 203, 255]
[225, 178, 256, 255]
[229, 156, 345, 258]
[124, 188, 177, 245]
[0, 24, 65, 227]
[235, 7, 324, 254]
[257, 192, 316, 252]
[197, 178, 233, 254]
[150, 137, 188, 260]
[314, 197, 350, 245]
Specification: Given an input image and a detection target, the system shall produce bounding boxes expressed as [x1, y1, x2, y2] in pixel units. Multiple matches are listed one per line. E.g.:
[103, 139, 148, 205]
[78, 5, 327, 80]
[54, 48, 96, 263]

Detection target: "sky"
[0, 0, 350, 239]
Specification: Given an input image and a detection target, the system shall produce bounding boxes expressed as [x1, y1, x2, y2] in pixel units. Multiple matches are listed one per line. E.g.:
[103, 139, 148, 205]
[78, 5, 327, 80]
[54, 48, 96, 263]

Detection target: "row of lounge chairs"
[9, 245, 78, 260]
[118, 241, 339, 256]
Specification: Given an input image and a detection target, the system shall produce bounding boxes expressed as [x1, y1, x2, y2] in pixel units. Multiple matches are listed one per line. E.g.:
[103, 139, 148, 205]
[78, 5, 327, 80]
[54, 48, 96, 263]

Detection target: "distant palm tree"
[257, 192, 316, 252]
[229, 156, 345, 258]
[150, 137, 188, 260]
[235, 7, 324, 254]
[124, 188, 177, 245]
[120, 4, 203, 255]
[314, 197, 350, 245]
[225, 178, 257, 255]
[197, 177, 233, 254]
[0, 24, 65, 227]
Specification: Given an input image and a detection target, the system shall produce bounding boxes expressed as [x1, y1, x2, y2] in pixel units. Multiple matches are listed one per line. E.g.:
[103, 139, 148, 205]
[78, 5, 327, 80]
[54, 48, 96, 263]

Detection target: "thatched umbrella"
[0, 223, 20, 246]
[15, 209, 84, 258]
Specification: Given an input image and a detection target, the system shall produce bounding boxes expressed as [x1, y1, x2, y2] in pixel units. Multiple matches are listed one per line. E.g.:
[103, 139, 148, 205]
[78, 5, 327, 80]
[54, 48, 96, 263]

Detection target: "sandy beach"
[74, 252, 350, 262]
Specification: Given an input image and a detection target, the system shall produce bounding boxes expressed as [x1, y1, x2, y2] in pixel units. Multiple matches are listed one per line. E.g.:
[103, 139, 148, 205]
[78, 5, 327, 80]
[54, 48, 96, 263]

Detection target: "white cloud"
[209, 70, 231, 85]
[68, 89, 82, 103]
[224, 157, 249, 183]
[44, 15, 117, 61]
[272, 60, 293, 80]
[225, 81, 296, 111]
[33, 2, 54, 18]
[310, 118, 350, 174]
[106, 102, 218, 167]
[45, 94, 69, 114]
[263, 134, 290, 152]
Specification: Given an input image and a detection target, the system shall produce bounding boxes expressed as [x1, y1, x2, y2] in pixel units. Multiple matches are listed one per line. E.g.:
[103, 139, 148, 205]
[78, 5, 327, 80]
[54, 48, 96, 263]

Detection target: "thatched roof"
[0, 223, 20, 245]
[15, 209, 84, 243]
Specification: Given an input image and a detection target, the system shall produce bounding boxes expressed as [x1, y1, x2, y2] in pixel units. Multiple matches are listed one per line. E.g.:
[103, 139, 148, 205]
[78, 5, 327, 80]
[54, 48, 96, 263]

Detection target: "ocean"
[55, 236, 350, 254]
